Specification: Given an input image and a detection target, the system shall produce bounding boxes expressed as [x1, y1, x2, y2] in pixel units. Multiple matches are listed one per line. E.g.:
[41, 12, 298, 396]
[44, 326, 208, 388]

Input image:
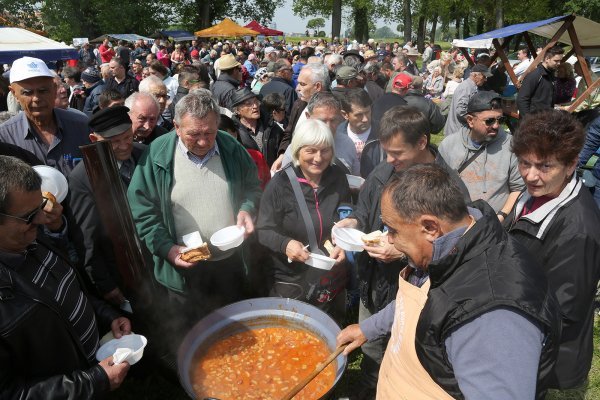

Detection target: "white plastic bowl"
[96, 334, 147, 365]
[346, 174, 365, 189]
[305, 253, 336, 270]
[210, 225, 245, 251]
[332, 226, 366, 252]
[33, 165, 68, 203]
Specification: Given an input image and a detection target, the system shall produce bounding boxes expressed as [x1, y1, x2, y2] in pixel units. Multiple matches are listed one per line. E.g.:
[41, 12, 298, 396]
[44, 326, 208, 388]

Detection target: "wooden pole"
[522, 32, 537, 59]
[567, 78, 600, 113]
[521, 15, 575, 81]
[494, 38, 519, 87]
[566, 23, 593, 88]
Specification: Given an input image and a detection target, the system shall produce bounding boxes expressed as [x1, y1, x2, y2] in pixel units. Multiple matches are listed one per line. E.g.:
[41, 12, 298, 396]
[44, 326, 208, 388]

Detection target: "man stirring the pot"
[337, 164, 561, 399]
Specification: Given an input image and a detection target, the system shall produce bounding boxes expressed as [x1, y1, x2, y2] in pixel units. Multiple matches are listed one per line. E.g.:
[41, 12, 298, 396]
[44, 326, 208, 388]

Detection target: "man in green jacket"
[128, 90, 261, 326]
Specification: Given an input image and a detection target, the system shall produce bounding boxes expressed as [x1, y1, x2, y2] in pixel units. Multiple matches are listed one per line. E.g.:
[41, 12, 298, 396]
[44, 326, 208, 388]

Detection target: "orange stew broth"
[191, 326, 336, 400]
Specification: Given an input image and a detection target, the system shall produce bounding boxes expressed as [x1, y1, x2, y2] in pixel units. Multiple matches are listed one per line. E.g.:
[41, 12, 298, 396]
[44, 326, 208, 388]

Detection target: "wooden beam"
[567, 23, 593, 88]
[494, 38, 519, 87]
[521, 15, 575, 81]
[563, 47, 575, 60]
[523, 32, 537, 59]
[566, 77, 600, 113]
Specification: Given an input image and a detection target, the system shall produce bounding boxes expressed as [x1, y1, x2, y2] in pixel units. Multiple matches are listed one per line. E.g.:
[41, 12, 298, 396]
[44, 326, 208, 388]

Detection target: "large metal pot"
[177, 297, 347, 399]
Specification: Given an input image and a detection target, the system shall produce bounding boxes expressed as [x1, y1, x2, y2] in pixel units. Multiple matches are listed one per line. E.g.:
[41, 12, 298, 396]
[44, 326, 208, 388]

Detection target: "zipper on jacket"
[312, 188, 323, 243]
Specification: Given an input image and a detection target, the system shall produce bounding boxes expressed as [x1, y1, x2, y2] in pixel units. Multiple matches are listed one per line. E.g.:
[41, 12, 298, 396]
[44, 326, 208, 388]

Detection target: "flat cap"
[89, 106, 132, 138]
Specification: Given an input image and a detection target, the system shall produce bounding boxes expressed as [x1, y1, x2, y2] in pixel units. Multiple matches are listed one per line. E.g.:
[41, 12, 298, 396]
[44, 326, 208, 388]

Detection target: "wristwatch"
[497, 211, 508, 218]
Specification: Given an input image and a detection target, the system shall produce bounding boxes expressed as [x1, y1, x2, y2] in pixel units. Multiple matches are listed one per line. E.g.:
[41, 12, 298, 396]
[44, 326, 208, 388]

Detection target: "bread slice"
[42, 191, 56, 212]
[180, 243, 211, 262]
[324, 240, 335, 256]
[362, 230, 384, 246]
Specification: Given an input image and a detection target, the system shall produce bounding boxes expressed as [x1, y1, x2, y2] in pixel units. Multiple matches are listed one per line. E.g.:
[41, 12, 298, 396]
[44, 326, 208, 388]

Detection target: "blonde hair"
[290, 120, 335, 167]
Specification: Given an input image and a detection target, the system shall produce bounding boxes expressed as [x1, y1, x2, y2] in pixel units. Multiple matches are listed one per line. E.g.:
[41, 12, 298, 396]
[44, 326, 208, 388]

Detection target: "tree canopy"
[0, 0, 283, 42]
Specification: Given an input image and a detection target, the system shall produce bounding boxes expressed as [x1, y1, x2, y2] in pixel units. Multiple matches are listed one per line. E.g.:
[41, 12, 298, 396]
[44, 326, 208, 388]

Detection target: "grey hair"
[306, 92, 341, 114]
[301, 63, 330, 88]
[138, 75, 166, 93]
[125, 91, 160, 114]
[290, 119, 335, 167]
[174, 90, 220, 125]
[363, 61, 380, 75]
[327, 54, 343, 66]
[383, 164, 468, 223]
[343, 56, 362, 69]
[0, 156, 42, 216]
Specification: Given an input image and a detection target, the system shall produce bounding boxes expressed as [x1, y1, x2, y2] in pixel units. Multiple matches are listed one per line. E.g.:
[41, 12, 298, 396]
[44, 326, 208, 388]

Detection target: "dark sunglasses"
[0, 197, 48, 225]
[480, 116, 506, 126]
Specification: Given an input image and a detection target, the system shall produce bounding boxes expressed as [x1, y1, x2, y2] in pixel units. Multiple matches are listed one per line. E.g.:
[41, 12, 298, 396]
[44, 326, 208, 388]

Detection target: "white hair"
[138, 75, 166, 93]
[290, 119, 335, 167]
[125, 91, 159, 114]
[301, 62, 330, 88]
[328, 54, 343, 66]
[175, 89, 220, 124]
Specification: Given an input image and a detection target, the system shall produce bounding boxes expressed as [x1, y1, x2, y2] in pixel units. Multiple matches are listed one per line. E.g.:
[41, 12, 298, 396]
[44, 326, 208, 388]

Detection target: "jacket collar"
[428, 200, 505, 289]
[150, 130, 234, 171]
[513, 174, 582, 239]
[270, 76, 293, 87]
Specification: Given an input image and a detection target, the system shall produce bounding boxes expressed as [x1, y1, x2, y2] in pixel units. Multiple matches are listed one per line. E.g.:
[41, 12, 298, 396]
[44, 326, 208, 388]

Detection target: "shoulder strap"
[285, 166, 323, 255]
[457, 145, 486, 174]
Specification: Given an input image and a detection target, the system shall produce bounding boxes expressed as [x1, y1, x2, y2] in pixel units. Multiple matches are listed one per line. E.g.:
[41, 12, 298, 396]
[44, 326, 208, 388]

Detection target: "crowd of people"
[0, 33, 599, 400]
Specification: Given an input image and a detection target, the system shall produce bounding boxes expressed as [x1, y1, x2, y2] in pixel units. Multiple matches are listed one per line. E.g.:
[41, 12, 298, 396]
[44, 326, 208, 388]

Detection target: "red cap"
[191, 49, 199, 58]
[393, 73, 412, 89]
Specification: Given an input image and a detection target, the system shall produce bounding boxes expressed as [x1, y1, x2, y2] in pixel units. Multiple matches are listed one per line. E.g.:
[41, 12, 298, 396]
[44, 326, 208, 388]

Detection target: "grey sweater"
[438, 128, 524, 212]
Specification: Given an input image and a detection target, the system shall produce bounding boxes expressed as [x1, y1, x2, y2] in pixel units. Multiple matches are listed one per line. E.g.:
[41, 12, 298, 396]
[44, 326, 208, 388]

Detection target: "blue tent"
[159, 30, 195, 41]
[0, 27, 78, 64]
[464, 15, 600, 56]
[91, 33, 154, 44]
[464, 15, 567, 42]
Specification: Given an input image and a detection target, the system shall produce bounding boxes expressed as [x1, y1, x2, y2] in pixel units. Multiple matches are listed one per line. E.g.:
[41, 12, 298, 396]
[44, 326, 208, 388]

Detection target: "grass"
[588, 318, 600, 398]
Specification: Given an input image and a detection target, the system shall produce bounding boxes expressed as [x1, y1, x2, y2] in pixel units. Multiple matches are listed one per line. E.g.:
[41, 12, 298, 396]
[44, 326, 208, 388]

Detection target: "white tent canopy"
[452, 38, 493, 49]
[0, 27, 78, 64]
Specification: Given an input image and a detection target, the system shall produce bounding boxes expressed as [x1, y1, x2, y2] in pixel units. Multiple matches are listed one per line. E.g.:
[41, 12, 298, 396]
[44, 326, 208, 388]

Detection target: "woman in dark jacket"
[257, 119, 351, 323]
[507, 110, 600, 395]
[230, 87, 283, 167]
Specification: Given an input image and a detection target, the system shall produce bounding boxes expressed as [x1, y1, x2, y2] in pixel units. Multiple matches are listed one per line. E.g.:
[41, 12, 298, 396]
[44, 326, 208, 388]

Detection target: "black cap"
[471, 64, 493, 77]
[467, 91, 502, 114]
[230, 88, 258, 109]
[89, 106, 132, 138]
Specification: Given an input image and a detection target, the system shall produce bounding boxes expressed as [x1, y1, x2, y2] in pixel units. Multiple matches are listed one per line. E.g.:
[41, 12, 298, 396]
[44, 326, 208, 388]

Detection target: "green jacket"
[127, 130, 262, 293]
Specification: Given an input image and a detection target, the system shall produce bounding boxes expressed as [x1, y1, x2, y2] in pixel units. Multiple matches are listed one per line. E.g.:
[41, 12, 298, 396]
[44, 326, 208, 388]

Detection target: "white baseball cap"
[9, 56, 54, 84]
[264, 46, 276, 54]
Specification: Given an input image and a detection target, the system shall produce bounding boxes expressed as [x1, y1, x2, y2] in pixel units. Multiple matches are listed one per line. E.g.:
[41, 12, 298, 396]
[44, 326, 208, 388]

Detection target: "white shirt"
[347, 125, 371, 160]
[513, 58, 532, 78]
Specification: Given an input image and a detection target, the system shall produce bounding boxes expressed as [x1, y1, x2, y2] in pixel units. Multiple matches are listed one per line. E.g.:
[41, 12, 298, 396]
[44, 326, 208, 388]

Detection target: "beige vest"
[377, 278, 454, 400]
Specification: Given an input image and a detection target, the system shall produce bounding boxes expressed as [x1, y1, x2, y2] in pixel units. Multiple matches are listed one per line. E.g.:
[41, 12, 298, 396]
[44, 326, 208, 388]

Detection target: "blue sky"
[267, 0, 389, 36]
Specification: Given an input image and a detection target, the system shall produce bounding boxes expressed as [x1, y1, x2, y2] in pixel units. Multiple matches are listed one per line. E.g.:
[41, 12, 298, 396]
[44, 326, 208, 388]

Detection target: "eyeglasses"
[154, 93, 170, 100]
[479, 116, 506, 126]
[0, 198, 48, 225]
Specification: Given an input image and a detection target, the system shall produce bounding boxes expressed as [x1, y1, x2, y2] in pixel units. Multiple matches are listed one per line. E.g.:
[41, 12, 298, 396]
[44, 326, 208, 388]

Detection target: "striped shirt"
[0, 241, 99, 361]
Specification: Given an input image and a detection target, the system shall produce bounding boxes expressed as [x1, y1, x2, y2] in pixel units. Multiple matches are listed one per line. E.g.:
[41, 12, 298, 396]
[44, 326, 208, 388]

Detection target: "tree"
[373, 26, 398, 38]
[307, 17, 326, 32]
[0, 0, 43, 31]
